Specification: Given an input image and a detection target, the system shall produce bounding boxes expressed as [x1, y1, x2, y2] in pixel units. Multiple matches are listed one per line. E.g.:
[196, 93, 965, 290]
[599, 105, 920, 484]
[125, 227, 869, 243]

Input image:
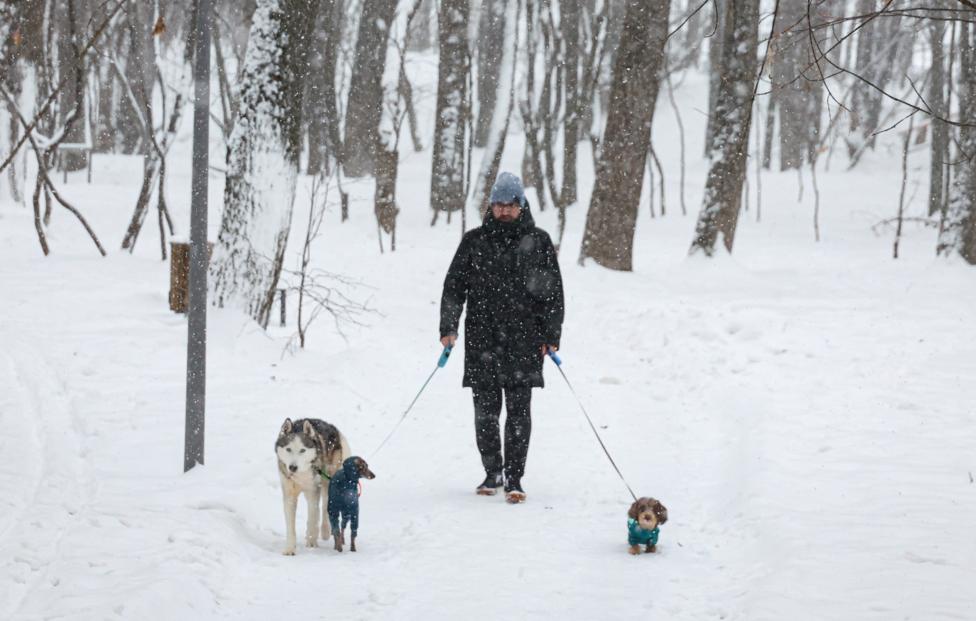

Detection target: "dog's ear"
[279, 418, 293, 437]
[627, 500, 640, 520]
[302, 420, 315, 436]
[652, 499, 668, 525]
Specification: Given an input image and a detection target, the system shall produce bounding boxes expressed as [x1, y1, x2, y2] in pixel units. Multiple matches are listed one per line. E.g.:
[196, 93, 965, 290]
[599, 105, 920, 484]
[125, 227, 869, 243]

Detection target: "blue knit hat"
[489, 172, 527, 207]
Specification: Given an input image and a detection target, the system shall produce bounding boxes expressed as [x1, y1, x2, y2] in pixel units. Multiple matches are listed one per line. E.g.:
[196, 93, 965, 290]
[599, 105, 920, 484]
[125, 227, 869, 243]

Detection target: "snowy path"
[1, 216, 974, 619]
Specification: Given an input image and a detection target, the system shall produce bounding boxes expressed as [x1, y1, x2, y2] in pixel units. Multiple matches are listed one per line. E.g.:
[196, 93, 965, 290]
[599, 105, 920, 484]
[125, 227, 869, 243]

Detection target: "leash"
[370, 345, 453, 458]
[547, 351, 639, 502]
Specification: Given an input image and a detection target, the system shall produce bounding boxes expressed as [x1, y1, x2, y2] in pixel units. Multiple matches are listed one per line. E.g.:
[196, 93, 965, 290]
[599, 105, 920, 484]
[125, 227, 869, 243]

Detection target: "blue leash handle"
[547, 350, 562, 366]
[438, 345, 453, 368]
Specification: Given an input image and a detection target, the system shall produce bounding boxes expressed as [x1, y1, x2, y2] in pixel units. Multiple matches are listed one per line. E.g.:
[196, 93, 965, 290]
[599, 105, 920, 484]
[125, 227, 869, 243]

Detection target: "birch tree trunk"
[578, 0, 670, 270]
[689, 0, 760, 256]
[429, 0, 470, 218]
[342, 0, 398, 177]
[211, 0, 320, 327]
[937, 20, 976, 264]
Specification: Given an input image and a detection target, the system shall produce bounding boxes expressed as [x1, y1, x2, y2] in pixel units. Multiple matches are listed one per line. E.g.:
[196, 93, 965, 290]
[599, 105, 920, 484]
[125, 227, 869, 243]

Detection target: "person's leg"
[472, 385, 504, 477]
[502, 386, 532, 485]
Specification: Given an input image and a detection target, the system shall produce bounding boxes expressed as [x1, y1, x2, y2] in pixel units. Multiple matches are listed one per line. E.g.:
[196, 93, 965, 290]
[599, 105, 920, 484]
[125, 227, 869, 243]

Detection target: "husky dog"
[276, 418, 350, 555]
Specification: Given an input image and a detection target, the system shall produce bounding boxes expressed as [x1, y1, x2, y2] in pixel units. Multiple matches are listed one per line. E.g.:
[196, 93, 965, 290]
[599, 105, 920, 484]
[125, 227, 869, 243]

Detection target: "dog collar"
[316, 468, 332, 481]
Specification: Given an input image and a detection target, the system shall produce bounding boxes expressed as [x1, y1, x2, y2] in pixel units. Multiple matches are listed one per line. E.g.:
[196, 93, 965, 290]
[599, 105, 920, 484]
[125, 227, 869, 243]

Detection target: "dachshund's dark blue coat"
[328, 457, 364, 537]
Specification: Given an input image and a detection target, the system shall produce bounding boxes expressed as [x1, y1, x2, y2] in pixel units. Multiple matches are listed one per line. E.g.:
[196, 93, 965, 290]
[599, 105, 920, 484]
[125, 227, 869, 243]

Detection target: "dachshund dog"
[627, 497, 668, 555]
[328, 456, 376, 552]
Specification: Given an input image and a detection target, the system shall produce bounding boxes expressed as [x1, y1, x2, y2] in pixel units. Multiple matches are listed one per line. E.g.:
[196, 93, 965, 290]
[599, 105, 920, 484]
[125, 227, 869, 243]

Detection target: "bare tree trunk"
[846, 1, 907, 156]
[928, 17, 948, 217]
[704, 0, 727, 155]
[342, 0, 398, 177]
[58, 0, 88, 172]
[1, 0, 24, 202]
[689, 0, 760, 256]
[474, 0, 505, 147]
[429, 0, 470, 218]
[769, 0, 823, 171]
[561, 0, 581, 206]
[374, 0, 423, 250]
[211, 0, 321, 327]
[119, 0, 159, 251]
[578, 0, 671, 270]
[937, 20, 976, 264]
[469, 0, 519, 216]
[305, 0, 343, 175]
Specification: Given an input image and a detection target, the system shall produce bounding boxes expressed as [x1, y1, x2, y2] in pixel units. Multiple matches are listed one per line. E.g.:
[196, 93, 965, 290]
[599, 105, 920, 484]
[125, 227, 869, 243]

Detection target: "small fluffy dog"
[627, 497, 668, 555]
[328, 456, 376, 552]
[275, 418, 350, 555]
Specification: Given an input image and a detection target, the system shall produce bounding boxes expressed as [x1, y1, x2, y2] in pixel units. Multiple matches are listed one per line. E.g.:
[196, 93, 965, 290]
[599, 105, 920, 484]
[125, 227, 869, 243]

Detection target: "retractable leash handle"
[438, 345, 453, 368]
[547, 350, 562, 366]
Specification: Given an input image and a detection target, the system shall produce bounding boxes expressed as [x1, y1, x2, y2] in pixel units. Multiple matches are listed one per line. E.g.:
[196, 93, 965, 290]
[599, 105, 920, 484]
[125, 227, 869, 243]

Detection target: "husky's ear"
[302, 420, 315, 436]
[279, 418, 293, 437]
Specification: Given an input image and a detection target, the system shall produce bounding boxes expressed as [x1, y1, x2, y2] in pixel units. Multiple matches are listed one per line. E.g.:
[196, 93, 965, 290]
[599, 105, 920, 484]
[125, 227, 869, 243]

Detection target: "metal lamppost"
[184, 0, 211, 472]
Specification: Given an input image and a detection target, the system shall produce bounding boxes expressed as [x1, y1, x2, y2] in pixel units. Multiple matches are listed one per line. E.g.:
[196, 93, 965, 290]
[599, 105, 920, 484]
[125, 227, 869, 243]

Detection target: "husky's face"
[276, 419, 320, 477]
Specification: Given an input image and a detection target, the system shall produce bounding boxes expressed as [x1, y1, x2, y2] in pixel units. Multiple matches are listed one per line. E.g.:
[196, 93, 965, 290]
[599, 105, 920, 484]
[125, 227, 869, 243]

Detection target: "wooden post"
[169, 241, 213, 313]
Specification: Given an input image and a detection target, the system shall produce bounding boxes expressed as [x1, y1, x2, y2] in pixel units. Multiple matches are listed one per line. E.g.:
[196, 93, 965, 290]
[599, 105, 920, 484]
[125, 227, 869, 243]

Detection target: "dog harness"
[627, 519, 660, 546]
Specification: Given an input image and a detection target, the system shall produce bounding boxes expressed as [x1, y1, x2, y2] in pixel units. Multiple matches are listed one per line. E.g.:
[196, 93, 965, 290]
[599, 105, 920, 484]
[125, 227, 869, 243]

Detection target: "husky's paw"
[321, 525, 331, 540]
[305, 534, 318, 548]
[283, 547, 296, 556]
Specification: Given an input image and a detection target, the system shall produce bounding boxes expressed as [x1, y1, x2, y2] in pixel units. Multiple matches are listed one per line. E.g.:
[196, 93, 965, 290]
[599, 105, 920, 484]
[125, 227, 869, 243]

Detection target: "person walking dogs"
[439, 172, 565, 504]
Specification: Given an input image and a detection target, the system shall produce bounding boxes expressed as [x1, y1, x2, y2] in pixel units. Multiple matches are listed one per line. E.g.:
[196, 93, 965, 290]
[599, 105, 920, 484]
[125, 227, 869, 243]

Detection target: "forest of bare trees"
[2, 0, 976, 324]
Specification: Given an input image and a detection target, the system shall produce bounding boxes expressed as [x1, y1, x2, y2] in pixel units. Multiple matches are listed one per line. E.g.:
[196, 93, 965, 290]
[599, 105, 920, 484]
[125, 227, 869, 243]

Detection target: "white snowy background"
[1, 54, 975, 620]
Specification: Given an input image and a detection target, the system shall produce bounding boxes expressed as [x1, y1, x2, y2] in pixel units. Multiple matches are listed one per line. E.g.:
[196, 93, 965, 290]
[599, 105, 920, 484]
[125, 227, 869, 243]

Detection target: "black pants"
[472, 385, 532, 481]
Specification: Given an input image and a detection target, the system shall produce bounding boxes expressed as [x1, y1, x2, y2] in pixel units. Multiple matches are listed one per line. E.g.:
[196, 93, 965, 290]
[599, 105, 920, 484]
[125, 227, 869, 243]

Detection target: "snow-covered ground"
[2, 68, 975, 620]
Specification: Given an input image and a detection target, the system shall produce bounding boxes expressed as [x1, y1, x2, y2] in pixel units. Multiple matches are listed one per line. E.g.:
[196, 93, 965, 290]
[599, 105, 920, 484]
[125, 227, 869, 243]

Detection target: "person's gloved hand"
[441, 334, 457, 348]
[540, 344, 558, 356]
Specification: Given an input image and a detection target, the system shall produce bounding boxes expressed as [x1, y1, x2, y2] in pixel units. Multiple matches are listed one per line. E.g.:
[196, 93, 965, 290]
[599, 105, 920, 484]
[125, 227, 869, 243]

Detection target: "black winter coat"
[440, 206, 564, 388]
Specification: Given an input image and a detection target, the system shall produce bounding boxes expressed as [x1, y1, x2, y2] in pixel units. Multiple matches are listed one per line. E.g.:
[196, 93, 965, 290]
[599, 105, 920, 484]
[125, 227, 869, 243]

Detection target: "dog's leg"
[350, 510, 359, 552]
[305, 487, 320, 548]
[646, 543, 656, 554]
[334, 527, 344, 553]
[628, 545, 641, 556]
[283, 489, 299, 556]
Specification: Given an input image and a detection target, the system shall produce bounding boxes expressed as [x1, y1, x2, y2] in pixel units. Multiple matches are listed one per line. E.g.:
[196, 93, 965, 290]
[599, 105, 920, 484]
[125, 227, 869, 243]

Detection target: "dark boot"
[504, 478, 526, 504]
[476, 472, 504, 496]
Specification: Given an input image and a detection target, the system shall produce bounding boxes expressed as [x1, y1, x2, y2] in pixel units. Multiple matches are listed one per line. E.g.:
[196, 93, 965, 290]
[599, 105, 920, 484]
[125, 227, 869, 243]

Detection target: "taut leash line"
[548, 351, 639, 502]
[370, 346, 453, 458]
